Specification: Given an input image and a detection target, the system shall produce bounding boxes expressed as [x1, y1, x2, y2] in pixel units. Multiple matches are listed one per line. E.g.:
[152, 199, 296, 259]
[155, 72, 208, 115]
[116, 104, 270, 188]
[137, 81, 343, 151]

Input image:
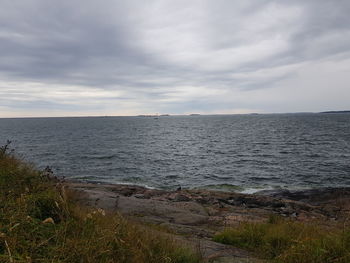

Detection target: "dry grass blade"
[5, 240, 14, 263]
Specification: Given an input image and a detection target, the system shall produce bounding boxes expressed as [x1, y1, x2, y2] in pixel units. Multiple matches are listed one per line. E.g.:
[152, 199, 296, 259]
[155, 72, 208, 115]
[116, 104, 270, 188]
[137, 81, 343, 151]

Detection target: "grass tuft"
[214, 214, 350, 263]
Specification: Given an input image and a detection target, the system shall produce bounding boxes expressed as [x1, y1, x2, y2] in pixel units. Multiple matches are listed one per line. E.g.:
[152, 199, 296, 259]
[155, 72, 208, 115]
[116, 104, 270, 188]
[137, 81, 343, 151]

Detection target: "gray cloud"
[0, 0, 350, 117]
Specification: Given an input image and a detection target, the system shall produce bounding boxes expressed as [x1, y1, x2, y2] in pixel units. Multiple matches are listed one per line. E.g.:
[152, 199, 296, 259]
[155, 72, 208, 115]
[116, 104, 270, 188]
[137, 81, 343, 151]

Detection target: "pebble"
[42, 217, 55, 224]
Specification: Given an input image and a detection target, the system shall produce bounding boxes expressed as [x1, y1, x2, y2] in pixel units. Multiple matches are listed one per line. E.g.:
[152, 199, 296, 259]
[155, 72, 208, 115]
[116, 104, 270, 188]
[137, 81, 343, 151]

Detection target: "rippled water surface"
[1, 114, 349, 192]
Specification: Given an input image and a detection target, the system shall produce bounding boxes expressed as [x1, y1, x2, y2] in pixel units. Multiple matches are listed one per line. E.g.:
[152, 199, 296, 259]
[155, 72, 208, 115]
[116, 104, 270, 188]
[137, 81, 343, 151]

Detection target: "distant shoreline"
[1, 110, 350, 119]
[320, 110, 350, 114]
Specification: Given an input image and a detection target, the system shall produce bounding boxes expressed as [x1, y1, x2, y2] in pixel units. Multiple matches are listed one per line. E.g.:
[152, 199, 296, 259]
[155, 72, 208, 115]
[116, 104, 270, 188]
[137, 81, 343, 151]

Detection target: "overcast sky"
[0, 0, 349, 117]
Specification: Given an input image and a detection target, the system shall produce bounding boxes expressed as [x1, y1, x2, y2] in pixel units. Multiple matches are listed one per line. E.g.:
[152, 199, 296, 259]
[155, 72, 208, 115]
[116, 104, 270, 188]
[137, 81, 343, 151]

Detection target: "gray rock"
[174, 194, 191, 202]
[134, 194, 147, 199]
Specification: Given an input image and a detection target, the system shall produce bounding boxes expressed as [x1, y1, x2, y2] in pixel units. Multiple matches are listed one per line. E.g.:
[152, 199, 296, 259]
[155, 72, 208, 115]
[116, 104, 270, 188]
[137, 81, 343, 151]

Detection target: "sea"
[1, 113, 349, 193]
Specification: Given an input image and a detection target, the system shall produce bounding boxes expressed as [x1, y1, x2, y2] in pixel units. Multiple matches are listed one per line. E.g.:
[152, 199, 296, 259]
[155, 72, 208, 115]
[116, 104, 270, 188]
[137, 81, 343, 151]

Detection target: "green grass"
[0, 144, 200, 263]
[214, 215, 350, 263]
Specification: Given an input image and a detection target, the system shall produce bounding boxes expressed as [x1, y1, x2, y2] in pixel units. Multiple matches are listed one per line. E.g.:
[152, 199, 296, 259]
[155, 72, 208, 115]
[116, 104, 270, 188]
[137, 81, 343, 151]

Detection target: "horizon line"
[1, 110, 349, 119]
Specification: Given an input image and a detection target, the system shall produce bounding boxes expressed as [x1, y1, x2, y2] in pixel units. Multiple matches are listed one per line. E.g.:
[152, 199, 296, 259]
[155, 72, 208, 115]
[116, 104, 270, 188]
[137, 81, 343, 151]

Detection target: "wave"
[196, 184, 244, 192]
[81, 154, 117, 160]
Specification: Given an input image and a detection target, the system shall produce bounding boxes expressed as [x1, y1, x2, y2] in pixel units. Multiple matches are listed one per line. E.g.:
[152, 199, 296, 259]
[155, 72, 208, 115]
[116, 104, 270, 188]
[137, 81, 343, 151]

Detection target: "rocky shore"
[65, 181, 350, 262]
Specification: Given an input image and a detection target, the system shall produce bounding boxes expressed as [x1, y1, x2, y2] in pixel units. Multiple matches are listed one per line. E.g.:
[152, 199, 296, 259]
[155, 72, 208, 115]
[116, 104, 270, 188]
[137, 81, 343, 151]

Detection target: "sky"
[0, 0, 350, 117]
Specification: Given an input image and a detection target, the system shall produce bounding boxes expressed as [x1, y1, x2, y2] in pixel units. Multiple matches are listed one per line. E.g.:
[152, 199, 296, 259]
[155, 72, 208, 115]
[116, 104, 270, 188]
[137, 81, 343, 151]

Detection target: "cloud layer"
[1, 0, 350, 117]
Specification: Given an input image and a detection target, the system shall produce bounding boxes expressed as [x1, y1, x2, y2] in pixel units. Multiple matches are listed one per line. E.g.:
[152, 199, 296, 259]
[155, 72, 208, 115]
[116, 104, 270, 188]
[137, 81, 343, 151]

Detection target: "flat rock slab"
[65, 181, 350, 262]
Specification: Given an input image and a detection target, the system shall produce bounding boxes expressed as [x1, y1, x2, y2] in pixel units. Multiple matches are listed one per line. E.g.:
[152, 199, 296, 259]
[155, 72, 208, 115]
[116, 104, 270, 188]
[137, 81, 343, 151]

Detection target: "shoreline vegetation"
[214, 215, 350, 262]
[0, 144, 200, 263]
[1, 144, 350, 262]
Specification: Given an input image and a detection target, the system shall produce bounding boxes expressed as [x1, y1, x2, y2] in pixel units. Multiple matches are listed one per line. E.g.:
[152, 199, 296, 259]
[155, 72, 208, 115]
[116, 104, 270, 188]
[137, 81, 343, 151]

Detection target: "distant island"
[137, 114, 171, 117]
[320, 110, 350, 114]
[137, 114, 159, 117]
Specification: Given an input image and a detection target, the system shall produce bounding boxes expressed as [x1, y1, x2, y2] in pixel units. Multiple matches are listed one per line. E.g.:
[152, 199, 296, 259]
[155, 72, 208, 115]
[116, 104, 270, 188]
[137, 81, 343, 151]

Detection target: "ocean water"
[0, 114, 349, 193]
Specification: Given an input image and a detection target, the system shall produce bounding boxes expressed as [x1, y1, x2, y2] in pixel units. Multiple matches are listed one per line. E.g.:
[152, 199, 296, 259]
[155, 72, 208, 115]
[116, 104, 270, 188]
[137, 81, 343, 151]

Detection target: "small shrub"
[27, 190, 62, 221]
